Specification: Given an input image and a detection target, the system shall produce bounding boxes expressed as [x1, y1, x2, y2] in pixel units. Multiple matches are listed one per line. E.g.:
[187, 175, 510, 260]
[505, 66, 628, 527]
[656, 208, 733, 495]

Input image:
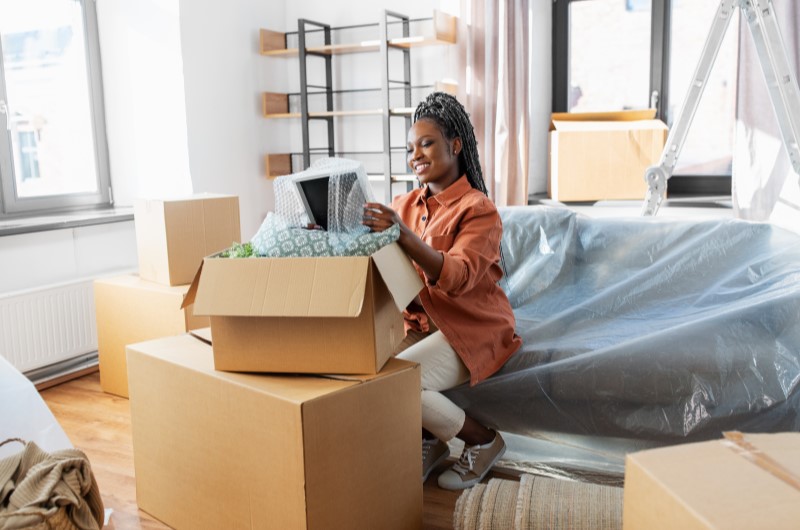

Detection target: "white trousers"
[396, 330, 470, 441]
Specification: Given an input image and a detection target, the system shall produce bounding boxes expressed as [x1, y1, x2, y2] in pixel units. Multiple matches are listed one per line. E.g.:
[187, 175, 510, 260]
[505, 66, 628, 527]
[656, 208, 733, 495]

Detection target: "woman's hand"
[362, 202, 403, 233]
[362, 202, 444, 282]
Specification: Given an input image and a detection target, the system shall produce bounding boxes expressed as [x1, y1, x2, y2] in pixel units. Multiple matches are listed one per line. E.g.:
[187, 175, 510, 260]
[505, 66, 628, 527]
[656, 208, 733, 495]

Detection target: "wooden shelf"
[264, 154, 292, 179]
[262, 99, 418, 119]
[259, 11, 456, 56]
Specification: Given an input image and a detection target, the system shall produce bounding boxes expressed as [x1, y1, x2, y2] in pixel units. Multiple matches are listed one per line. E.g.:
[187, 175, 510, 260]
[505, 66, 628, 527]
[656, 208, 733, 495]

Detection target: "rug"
[453, 474, 623, 530]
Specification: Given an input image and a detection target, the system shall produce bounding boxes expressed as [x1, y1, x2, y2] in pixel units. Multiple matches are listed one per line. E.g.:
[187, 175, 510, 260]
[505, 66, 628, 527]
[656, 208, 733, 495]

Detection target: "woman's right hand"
[363, 202, 444, 282]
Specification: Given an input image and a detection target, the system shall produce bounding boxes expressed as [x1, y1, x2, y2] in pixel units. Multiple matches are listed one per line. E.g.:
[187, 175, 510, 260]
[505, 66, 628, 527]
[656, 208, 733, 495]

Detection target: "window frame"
[0, 0, 112, 217]
[552, 0, 731, 197]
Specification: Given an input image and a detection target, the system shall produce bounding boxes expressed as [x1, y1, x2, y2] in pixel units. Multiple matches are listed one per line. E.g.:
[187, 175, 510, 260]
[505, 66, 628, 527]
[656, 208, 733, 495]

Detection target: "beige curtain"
[733, 0, 800, 233]
[457, 0, 530, 206]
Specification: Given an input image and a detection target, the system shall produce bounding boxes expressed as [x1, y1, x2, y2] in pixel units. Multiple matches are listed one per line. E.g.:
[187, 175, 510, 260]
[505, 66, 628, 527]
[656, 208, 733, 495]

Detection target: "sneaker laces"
[451, 445, 481, 476]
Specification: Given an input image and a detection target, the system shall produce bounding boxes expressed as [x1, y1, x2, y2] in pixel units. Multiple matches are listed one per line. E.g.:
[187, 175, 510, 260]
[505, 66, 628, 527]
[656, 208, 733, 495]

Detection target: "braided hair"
[412, 92, 488, 196]
[413, 92, 509, 279]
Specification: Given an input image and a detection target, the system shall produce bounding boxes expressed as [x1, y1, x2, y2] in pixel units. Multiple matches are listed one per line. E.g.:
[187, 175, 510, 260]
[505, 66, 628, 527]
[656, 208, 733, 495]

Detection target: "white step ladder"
[642, 0, 800, 216]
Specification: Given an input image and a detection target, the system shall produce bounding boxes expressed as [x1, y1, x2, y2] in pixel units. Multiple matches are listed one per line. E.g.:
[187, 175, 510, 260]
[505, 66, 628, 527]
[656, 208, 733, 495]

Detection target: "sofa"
[443, 206, 800, 474]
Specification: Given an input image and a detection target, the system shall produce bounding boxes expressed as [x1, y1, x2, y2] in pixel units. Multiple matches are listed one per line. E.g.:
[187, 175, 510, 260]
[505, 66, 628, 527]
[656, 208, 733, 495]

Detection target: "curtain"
[733, 0, 800, 232]
[457, 0, 530, 206]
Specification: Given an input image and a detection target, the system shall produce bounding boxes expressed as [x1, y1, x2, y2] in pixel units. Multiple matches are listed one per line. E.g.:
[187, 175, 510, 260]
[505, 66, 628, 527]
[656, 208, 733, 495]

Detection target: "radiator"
[0, 278, 98, 377]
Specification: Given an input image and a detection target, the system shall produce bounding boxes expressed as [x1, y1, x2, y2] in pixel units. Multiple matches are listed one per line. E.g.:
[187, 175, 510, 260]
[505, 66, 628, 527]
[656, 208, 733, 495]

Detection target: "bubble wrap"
[251, 158, 399, 257]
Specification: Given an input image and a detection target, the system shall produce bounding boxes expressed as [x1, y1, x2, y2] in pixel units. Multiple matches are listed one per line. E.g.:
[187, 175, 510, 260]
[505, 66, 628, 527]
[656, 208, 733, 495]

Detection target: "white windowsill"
[0, 206, 134, 237]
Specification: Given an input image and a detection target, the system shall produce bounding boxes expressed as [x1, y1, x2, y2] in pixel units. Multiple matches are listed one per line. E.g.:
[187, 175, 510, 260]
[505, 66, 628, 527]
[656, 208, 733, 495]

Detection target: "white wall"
[179, 0, 286, 239]
[98, 0, 284, 240]
[0, 221, 137, 294]
[97, 0, 193, 204]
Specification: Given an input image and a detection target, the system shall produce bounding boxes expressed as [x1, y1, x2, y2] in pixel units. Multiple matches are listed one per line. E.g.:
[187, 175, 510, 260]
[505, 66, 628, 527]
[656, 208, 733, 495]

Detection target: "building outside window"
[0, 0, 110, 215]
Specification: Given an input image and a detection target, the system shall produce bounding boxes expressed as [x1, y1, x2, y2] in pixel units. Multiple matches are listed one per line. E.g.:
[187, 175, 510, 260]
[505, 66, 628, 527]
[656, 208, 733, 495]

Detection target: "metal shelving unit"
[259, 10, 457, 202]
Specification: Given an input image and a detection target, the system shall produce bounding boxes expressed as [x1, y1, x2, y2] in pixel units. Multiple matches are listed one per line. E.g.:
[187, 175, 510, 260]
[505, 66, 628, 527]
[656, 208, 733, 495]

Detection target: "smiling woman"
[0, 0, 110, 216]
[362, 92, 521, 491]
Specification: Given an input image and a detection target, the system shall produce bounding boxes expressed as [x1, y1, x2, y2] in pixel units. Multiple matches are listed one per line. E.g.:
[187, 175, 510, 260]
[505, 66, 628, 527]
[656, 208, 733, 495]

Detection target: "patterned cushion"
[250, 213, 400, 257]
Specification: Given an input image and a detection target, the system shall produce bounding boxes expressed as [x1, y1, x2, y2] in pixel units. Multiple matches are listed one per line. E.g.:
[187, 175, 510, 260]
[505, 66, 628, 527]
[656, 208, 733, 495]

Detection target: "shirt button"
[421, 215, 427, 221]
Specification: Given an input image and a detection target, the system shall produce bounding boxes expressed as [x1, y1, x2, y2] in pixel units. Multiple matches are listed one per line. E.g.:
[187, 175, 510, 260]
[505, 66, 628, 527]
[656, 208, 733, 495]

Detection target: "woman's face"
[406, 118, 461, 192]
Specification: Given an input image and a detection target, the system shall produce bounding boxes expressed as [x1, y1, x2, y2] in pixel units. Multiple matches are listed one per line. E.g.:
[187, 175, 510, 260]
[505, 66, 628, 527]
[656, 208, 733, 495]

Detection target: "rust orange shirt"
[392, 175, 522, 385]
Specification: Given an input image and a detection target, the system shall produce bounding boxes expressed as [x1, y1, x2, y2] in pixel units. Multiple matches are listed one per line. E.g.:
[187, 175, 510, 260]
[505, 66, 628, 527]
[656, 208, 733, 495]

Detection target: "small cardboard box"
[184, 242, 423, 375]
[623, 432, 800, 529]
[127, 332, 422, 530]
[134, 194, 241, 286]
[548, 110, 668, 202]
[94, 274, 208, 398]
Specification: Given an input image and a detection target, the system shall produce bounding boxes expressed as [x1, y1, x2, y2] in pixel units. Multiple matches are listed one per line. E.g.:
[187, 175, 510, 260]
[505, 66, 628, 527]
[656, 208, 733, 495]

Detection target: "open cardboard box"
[548, 109, 668, 202]
[623, 432, 800, 529]
[183, 242, 424, 374]
[127, 331, 422, 529]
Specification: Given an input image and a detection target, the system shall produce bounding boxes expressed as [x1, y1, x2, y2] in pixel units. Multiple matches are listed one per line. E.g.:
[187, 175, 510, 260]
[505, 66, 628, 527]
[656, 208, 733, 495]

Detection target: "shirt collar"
[413, 175, 472, 207]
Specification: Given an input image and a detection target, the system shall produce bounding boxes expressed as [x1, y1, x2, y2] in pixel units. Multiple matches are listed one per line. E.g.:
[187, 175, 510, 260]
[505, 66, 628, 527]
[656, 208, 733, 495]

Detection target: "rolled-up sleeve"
[433, 201, 502, 296]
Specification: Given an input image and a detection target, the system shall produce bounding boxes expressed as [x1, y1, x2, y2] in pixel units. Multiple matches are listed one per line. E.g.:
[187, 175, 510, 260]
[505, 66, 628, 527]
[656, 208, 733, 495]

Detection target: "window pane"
[669, 1, 738, 176]
[569, 0, 652, 112]
[0, 0, 99, 198]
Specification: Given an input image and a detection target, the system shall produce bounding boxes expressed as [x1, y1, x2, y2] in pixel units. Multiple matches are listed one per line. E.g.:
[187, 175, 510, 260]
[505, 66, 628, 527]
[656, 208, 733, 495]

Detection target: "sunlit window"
[560, 0, 739, 186]
[0, 0, 110, 215]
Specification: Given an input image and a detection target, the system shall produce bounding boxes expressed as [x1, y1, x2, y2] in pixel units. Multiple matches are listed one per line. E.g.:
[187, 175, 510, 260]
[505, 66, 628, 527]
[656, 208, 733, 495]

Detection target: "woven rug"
[453, 474, 623, 530]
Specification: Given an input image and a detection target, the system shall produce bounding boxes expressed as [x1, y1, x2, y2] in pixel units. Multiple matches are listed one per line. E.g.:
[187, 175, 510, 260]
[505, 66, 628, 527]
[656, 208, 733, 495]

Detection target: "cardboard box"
[127, 332, 422, 530]
[134, 194, 242, 286]
[623, 432, 800, 529]
[184, 242, 423, 375]
[94, 274, 209, 398]
[548, 110, 668, 202]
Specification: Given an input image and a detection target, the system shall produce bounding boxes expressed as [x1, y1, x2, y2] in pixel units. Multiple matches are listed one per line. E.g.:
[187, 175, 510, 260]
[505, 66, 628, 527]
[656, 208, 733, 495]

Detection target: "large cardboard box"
[134, 194, 241, 286]
[127, 332, 422, 530]
[94, 274, 209, 398]
[548, 110, 668, 202]
[184, 242, 423, 375]
[623, 432, 800, 529]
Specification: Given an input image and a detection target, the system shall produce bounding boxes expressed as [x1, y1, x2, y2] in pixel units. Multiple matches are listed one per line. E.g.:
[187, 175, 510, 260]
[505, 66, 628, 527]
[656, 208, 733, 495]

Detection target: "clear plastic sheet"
[444, 205, 800, 478]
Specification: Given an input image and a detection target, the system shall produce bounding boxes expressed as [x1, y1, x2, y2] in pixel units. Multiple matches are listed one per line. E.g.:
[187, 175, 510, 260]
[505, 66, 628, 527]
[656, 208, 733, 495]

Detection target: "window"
[0, 0, 110, 215]
[553, 0, 737, 195]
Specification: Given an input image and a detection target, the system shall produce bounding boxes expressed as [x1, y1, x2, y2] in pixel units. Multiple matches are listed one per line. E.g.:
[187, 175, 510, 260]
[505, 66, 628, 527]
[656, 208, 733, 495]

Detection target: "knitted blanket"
[0, 440, 103, 530]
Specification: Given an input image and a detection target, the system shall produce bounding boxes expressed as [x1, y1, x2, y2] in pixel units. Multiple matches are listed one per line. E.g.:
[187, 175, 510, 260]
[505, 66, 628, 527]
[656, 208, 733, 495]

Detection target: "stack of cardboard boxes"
[123, 206, 427, 529]
[93, 195, 241, 398]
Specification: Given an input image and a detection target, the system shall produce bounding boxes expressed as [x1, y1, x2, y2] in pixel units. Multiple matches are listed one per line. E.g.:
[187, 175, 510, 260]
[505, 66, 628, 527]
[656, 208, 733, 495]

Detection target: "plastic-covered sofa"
[444, 206, 800, 476]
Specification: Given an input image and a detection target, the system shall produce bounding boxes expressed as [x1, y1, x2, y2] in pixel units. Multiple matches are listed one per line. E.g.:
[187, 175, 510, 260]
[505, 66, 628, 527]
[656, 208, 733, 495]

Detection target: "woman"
[362, 92, 521, 490]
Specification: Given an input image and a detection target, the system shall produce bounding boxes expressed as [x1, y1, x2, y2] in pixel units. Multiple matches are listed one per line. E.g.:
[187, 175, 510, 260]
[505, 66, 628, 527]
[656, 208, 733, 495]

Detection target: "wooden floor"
[39, 370, 515, 530]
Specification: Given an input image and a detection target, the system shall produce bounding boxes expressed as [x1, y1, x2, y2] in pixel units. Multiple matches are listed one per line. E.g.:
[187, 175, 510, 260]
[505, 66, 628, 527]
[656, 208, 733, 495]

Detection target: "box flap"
[550, 109, 657, 130]
[180, 260, 204, 310]
[551, 120, 667, 133]
[191, 256, 371, 317]
[371, 243, 423, 312]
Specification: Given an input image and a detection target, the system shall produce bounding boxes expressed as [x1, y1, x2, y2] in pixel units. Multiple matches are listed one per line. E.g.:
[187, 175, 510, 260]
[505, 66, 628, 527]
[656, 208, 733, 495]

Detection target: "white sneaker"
[437, 432, 506, 490]
[422, 438, 449, 483]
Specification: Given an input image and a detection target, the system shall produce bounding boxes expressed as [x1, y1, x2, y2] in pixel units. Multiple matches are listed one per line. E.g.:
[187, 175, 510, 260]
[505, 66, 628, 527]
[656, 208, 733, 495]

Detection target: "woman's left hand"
[362, 202, 403, 232]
